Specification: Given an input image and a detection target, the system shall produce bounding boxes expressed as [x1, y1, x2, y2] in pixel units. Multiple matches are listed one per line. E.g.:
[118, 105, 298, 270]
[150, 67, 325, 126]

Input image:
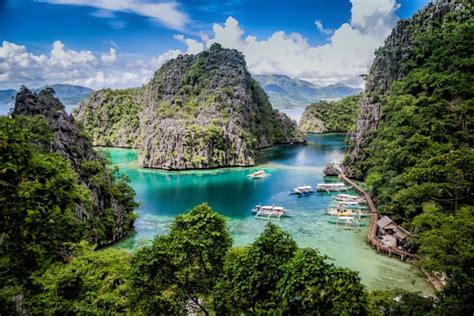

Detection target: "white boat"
[326, 216, 367, 227]
[325, 207, 369, 217]
[334, 194, 366, 203]
[316, 183, 349, 192]
[252, 205, 292, 219]
[246, 170, 270, 179]
[290, 185, 315, 195]
[329, 201, 366, 210]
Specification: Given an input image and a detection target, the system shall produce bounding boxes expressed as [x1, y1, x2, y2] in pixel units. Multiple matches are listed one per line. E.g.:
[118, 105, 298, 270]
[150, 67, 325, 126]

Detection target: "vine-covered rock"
[344, 0, 467, 177]
[75, 44, 305, 170]
[12, 87, 137, 245]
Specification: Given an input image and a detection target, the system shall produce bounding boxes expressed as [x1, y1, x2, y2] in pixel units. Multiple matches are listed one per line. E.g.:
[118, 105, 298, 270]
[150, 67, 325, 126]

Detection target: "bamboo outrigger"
[290, 185, 315, 195]
[246, 170, 270, 179]
[316, 183, 349, 192]
[252, 205, 292, 219]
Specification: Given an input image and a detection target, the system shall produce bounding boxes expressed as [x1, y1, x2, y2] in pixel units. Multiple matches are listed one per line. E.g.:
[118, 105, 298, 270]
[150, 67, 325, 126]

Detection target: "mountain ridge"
[253, 74, 362, 109]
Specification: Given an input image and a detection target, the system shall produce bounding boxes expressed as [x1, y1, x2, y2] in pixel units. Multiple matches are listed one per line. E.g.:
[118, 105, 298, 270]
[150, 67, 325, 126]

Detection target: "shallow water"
[104, 134, 434, 294]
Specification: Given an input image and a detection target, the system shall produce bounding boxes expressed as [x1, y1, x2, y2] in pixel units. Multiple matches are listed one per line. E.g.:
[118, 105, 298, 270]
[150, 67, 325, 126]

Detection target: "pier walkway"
[337, 172, 416, 261]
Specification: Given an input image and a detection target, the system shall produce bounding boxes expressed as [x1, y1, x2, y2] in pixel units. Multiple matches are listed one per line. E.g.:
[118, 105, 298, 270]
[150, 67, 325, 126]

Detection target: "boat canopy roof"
[337, 194, 359, 198]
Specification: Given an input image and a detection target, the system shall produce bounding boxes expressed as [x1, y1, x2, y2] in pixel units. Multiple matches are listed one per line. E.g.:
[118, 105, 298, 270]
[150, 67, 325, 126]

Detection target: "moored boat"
[326, 216, 367, 227]
[290, 185, 315, 195]
[325, 207, 369, 217]
[252, 205, 292, 219]
[246, 170, 270, 179]
[316, 183, 349, 192]
[334, 194, 366, 203]
[328, 201, 367, 210]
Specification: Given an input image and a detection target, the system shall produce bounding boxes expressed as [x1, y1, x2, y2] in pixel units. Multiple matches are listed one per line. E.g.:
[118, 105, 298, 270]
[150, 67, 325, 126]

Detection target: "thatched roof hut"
[376, 216, 410, 240]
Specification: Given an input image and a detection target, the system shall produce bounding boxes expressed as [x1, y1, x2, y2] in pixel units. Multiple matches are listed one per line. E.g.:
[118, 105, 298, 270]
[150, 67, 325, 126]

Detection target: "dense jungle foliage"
[300, 94, 361, 133]
[0, 113, 137, 314]
[1, 203, 467, 314]
[347, 6, 473, 314]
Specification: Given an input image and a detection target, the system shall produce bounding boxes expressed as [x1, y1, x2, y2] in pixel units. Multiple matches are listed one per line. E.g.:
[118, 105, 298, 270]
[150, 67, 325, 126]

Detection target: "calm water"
[104, 134, 433, 294]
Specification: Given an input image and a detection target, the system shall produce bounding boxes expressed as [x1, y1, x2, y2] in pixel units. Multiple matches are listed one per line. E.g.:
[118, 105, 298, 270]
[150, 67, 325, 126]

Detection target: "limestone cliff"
[75, 44, 305, 170]
[344, 0, 467, 177]
[13, 87, 137, 245]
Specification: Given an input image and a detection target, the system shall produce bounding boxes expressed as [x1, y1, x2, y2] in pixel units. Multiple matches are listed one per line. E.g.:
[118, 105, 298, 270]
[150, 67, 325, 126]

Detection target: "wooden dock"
[337, 172, 417, 261]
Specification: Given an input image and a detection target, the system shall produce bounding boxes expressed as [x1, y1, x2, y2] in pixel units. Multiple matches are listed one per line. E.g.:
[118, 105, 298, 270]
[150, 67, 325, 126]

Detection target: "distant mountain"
[0, 84, 93, 115]
[253, 74, 362, 109]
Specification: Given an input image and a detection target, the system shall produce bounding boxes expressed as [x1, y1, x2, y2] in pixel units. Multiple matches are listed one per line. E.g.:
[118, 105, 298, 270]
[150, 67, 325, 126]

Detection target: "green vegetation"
[0, 113, 137, 313]
[347, 5, 473, 314]
[15, 204, 376, 314]
[75, 88, 141, 147]
[214, 223, 368, 314]
[300, 94, 361, 133]
[75, 44, 304, 170]
[27, 242, 131, 315]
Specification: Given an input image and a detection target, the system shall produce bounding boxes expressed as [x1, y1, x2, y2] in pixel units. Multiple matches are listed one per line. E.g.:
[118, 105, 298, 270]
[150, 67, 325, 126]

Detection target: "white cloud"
[350, 0, 400, 38]
[43, 0, 190, 30]
[314, 20, 333, 35]
[0, 40, 148, 90]
[0, 0, 401, 90]
[49, 40, 96, 67]
[173, 34, 205, 54]
[101, 47, 117, 63]
[156, 0, 400, 87]
[150, 49, 181, 69]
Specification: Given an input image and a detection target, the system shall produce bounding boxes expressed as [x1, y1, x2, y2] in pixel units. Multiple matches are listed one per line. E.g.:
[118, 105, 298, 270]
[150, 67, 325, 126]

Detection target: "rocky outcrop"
[323, 161, 343, 176]
[299, 111, 326, 133]
[345, 0, 467, 177]
[75, 44, 305, 170]
[13, 87, 136, 245]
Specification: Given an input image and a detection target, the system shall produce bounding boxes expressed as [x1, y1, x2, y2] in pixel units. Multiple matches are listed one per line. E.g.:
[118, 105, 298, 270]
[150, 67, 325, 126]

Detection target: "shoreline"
[95, 141, 309, 172]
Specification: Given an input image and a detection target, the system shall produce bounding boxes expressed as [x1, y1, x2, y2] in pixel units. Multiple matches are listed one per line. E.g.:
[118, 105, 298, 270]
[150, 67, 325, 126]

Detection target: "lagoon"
[105, 134, 433, 294]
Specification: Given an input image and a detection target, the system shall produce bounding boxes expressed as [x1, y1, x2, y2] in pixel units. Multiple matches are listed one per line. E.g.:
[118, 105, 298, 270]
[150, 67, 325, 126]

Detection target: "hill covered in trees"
[344, 0, 473, 312]
[299, 94, 361, 133]
[0, 87, 137, 312]
[75, 44, 305, 170]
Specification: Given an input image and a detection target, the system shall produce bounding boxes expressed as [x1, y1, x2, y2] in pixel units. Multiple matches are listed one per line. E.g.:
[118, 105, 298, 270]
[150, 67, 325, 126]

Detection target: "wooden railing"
[337, 173, 417, 261]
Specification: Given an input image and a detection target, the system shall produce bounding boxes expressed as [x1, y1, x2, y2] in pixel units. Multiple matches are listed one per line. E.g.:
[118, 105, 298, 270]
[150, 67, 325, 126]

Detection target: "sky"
[0, 0, 431, 90]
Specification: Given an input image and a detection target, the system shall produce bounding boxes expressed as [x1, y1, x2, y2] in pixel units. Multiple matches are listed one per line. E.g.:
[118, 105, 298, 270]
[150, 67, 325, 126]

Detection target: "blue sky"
[0, 0, 430, 89]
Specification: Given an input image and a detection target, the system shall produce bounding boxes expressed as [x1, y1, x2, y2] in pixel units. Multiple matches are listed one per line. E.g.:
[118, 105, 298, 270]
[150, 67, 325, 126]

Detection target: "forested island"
[74, 44, 305, 170]
[299, 95, 361, 133]
[0, 0, 473, 314]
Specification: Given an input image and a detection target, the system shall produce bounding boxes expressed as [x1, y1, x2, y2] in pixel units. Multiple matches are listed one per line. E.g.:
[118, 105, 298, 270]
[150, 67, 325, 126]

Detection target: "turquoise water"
[103, 134, 433, 294]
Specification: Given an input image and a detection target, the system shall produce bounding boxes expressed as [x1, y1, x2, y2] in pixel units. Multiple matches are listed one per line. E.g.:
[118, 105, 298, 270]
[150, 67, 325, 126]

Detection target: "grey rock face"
[299, 109, 327, 134]
[344, 0, 465, 177]
[13, 87, 135, 245]
[323, 161, 343, 176]
[75, 44, 306, 170]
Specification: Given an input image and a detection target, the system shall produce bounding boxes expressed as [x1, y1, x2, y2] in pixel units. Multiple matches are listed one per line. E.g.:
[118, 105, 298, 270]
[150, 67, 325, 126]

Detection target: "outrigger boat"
[328, 201, 368, 210]
[326, 216, 367, 227]
[290, 185, 315, 195]
[252, 205, 292, 219]
[334, 194, 366, 203]
[246, 170, 270, 179]
[325, 207, 369, 217]
[316, 183, 349, 192]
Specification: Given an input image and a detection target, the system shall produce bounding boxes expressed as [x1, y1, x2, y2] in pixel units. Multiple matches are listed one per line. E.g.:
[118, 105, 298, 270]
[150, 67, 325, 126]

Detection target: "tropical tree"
[130, 203, 232, 315]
